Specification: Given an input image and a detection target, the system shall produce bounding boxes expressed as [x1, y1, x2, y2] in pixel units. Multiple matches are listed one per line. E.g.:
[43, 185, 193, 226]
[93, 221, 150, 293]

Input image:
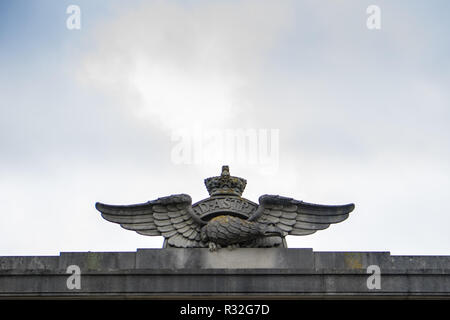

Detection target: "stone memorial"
[0, 166, 449, 298]
[96, 166, 355, 250]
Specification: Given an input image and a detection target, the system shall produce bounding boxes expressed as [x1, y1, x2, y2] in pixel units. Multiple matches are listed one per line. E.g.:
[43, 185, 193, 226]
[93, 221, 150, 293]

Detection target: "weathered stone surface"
[0, 248, 449, 298]
[95, 166, 356, 248]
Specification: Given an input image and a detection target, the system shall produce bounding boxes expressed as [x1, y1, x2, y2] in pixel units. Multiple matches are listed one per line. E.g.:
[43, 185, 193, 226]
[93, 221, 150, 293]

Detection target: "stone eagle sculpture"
[96, 166, 355, 250]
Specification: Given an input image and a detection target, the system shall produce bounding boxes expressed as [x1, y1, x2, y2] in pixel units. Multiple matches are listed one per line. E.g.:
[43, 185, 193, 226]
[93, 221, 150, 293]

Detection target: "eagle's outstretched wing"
[95, 194, 207, 248]
[249, 195, 355, 236]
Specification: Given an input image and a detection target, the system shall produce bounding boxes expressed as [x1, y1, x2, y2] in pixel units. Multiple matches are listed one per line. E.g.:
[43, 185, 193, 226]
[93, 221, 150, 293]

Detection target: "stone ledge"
[0, 249, 449, 298]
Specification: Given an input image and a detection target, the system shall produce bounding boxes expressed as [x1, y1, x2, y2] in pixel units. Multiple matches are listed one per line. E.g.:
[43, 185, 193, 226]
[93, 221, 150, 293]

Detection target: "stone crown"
[204, 166, 247, 197]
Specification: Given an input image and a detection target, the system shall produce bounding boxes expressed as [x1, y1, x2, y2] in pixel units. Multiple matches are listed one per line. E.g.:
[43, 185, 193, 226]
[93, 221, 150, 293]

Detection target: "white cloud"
[80, 0, 294, 131]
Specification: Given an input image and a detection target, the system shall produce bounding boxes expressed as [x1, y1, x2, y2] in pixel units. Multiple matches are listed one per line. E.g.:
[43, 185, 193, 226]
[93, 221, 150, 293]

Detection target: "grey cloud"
[1, 0, 449, 255]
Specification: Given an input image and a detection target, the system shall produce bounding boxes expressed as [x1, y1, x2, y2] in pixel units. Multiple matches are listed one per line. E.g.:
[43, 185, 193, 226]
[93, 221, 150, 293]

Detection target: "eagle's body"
[201, 215, 282, 249]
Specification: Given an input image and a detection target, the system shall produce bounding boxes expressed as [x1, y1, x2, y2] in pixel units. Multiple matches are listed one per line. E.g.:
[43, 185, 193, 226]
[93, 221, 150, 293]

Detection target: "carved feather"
[95, 194, 207, 248]
[250, 194, 355, 237]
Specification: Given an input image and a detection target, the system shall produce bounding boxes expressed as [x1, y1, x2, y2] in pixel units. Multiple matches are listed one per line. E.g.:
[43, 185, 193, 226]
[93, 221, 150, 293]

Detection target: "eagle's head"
[257, 222, 284, 237]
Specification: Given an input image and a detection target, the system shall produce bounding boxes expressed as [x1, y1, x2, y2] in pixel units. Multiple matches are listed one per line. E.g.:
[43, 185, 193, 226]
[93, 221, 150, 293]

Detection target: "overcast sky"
[1, 0, 449, 256]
